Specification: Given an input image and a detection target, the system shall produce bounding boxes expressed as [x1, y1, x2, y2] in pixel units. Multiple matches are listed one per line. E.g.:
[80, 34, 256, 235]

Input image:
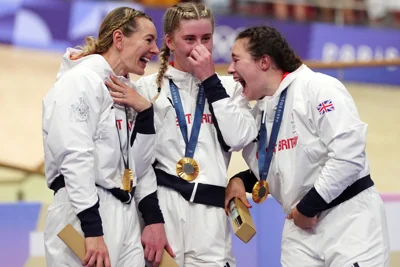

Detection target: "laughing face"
[120, 17, 159, 76]
[228, 38, 268, 101]
[166, 18, 214, 73]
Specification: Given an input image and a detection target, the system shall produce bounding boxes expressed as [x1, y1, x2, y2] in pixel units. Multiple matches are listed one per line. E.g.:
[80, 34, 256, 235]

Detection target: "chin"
[132, 68, 145, 76]
[243, 91, 255, 101]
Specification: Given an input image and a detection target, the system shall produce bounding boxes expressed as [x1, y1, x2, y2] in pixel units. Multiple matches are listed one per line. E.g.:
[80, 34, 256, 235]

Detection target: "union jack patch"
[317, 99, 335, 115]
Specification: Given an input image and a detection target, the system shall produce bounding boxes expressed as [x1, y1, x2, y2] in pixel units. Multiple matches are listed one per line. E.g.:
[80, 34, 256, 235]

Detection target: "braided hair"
[152, 2, 214, 102]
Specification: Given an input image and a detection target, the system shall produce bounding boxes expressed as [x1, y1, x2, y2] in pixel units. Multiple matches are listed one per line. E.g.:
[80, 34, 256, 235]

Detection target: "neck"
[262, 68, 285, 97]
[172, 57, 191, 74]
[102, 48, 126, 77]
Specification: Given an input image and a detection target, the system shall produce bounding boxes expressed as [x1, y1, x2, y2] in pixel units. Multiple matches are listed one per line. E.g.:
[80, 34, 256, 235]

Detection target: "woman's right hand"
[83, 236, 111, 267]
[106, 75, 151, 113]
[224, 177, 252, 215]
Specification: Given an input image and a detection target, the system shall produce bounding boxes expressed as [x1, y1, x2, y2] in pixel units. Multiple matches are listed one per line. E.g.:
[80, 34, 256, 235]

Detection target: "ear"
[258, 55, 271, 72]
[113, 29, 124, 51]
[165, 34, 175, 52]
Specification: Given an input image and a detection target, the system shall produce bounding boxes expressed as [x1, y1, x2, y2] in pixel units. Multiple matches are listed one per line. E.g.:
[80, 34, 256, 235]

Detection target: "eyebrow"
[231, 52, 238, 58]
[182, 33, 213, 38]
[145, 34, 156, 40]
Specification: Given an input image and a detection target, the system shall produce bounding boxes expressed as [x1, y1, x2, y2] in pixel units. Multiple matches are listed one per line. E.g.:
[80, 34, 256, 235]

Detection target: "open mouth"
[139, 57, 150, 64]
[234, 76, 247, 91]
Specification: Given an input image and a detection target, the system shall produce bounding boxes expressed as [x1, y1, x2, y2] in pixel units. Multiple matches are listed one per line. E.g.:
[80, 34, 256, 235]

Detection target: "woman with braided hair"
[107, 2, 258, 267]
[225, 26, 390, 266]
[42, 7, 171, 267]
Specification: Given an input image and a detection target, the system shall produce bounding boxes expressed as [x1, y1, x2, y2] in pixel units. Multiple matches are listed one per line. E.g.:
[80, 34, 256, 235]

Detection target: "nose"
[227, 62, 235, 75]
[151, 43, 160, 55]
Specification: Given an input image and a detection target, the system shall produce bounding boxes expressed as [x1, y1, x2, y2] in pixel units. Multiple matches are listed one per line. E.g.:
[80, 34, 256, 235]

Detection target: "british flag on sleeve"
[317, 99, 335, 115]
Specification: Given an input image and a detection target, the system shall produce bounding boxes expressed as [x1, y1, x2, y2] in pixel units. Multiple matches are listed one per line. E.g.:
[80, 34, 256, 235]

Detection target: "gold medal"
[252, 180, 269, 204]
[122, 168, 133, 192]
[176, 157, 199, 181]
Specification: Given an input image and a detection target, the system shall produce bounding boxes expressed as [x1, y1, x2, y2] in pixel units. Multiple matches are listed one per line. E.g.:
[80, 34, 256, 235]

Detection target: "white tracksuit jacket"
[135, 66, 258, 267]
[136, 66, 258, 189]
[242, 64, 371, 214]
[42, 48, 159, 232]
[239, 64, 390, 266]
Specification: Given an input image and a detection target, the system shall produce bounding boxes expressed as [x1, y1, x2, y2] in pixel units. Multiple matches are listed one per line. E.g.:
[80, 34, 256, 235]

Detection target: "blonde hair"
[71, 7, 152, 59]
[152, 2, 214, 102]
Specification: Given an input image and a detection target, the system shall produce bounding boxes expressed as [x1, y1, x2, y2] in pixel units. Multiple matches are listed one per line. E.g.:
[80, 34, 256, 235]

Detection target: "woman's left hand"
[106, 75, 151, 112]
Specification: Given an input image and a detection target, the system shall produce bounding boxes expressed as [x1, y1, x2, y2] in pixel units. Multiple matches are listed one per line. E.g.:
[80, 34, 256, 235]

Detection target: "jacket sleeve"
[45, 72, 103, 237]
[296, 78, 368, 217]
[130, 87, 164, 225]
[231, 169, 259, 193]
[202, 74, 258, 152]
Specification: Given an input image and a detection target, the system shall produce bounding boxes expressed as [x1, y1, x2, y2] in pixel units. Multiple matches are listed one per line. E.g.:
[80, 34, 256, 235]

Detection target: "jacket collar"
[164, 65, 201, 90]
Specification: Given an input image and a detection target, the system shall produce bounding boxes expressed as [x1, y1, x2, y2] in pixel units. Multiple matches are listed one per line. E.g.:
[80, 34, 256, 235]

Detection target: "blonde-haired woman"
[108, 3, 258, 267]
[42, 7, 170, 267]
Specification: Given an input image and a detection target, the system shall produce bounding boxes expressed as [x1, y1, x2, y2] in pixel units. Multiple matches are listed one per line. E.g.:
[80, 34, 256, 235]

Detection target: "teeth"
[140, 57, 150, 63]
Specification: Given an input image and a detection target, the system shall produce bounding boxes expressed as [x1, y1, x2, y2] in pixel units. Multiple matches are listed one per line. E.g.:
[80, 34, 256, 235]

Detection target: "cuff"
[202, 74, 230, 104]
[134, 105, 155, 135]
[138, 191, 165, 225]
[296, 187, 328, 217]
[76, 199, 103, 237]
[231, 169, 258, 193]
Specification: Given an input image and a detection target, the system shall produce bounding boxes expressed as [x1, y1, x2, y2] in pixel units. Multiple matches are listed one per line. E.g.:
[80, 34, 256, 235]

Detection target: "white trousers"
[281, 187, 390, 267]
[154, 186, 236, 267]
[44, 187, 144, 267]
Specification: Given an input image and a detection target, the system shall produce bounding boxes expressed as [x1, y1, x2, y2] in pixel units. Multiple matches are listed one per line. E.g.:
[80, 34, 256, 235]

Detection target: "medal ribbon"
[169, 80, 206, 159]
[116, 106, 130, 169]
[258, 88, 288, 181]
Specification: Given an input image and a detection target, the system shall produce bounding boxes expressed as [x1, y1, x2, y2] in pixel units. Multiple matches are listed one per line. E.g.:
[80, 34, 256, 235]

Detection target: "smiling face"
[119, 17, 159, 75]
[165, 18, 213, 73]
[228, 38, 269, 101]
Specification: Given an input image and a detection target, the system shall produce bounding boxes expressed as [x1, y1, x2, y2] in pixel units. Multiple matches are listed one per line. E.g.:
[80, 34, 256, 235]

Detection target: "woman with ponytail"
[225, 26, 390, 266]
[42, 7, 171, 267]
[107, 2, 258, 267]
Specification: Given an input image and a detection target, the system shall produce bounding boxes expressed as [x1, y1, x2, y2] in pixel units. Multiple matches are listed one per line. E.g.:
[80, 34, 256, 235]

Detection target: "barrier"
[1, 1, 400, 85]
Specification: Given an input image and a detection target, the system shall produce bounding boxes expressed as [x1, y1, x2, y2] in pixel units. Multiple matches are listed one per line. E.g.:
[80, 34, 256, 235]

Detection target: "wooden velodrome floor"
[0, 44, 399, 194]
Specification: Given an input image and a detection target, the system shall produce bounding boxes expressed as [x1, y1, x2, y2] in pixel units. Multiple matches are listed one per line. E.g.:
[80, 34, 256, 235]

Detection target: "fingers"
[111, 97, 127, 105]
[104, 254, 111, 267]
[110, 91, 125, 99]
[187, 56, 197, 67]
[165, 243, 176, 257]
[153, 248, 162, 267]
[147, 248, 156, 265]
[105, 80, 120, 93]
[224, 190, 235, 214]
[189, 49, 201, 61]
[110, 89, 129, 105]
[192, 44, 209, 56]
[83, 249, 97, 266]
[86, 252, 97, 267]
[95, 255, 103, 267]
[105, 76, 127, 95]
[110, 74, 126, 87]
[144, 244, 150, 260]
[82, 250, 92, 266]
[240, 196, 252, 209]
[224, 196, 232, 213]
